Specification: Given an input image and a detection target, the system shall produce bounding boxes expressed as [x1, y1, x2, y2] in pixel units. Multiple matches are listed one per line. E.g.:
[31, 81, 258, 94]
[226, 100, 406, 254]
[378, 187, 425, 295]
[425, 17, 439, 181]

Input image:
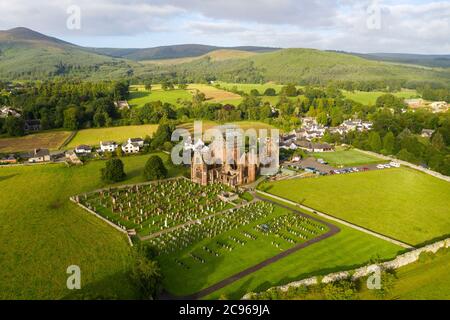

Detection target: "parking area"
[282, 157, 400, 177]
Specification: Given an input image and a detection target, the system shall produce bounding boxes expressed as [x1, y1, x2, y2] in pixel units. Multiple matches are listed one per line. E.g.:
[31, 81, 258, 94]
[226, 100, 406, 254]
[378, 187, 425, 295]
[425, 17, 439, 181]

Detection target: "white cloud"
[0, 0, 448, 53]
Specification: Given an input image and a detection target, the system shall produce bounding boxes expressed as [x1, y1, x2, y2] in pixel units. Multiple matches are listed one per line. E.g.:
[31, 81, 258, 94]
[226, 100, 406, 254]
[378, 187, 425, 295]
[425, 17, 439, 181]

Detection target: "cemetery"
[75, 177, 330, 296]
[77, 178, 232, 237]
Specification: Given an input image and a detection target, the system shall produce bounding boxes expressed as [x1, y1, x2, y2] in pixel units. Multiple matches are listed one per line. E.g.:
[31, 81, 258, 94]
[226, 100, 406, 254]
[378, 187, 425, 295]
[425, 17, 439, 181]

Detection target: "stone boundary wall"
[70, 197, 134, 246]
[242, 237, 450, 299]
[355, 148, 450, 182]
[69, 177, 191, 247]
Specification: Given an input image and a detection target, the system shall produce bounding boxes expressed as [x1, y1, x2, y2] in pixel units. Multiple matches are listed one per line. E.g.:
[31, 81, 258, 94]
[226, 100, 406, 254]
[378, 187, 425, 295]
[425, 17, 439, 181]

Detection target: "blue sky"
[0, 0, 449, 53]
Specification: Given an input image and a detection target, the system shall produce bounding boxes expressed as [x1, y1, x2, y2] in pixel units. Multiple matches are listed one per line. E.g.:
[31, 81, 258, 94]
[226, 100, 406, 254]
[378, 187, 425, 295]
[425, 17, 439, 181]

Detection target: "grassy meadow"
[311, 149, 386, 167]
[0, 130, 72, 153]
[65, 124, 158, 148]
[343, 89, 419, 105]
[262, 167, 450, 246]
[0, 152, 184, 299]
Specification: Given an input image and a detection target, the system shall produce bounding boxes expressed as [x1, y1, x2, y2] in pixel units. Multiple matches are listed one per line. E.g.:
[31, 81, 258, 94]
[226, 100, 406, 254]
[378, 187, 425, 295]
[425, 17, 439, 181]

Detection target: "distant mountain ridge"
[0, 27, 450, 85]
[87, 44, 279, 61]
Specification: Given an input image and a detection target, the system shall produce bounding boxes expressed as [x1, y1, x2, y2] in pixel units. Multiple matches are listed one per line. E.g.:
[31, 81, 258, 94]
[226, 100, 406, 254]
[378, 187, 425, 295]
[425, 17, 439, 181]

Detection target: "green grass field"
[215, 82, 286, 94]
[66, 124, 158, 148]
[0, 130, 73, 153]
[262, 167, 450, 246]
[0, 153, 184, 299]
[359, 248, 450, 300]
[311, 149, 386, 167]
[129, 86, 193, 108]
[204, 194, 402, 299]
[343, 89, 419, 105]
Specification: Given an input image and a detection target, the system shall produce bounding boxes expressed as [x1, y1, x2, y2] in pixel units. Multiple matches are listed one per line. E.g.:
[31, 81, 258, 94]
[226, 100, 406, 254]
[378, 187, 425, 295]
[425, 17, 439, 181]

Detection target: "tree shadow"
[0, 174, 18, 182]
[61, 271, 138, 300]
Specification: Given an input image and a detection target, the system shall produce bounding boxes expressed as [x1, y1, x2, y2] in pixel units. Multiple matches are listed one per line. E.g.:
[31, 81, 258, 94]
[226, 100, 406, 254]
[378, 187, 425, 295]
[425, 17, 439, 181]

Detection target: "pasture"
[0, 152, 182, 299]
[311, 149, 386, 167]
[0, 130, 72, 153]
[65, 124, 158, 148]
[177, 120, 278, 134]
[215, 82, 286, 95]
[261, 167, 450, 246]
[343, 89, 419, 105]
[359, 248, 450, 300]
[129, 86, 192, 108]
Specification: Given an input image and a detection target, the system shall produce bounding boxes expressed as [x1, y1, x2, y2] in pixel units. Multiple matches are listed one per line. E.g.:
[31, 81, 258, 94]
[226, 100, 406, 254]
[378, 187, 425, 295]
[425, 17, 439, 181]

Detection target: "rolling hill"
[349, 52, 450, 68]
[1, 27, 450, 86]
[0, 27, 135, 79]
[88, 44, 278, 61]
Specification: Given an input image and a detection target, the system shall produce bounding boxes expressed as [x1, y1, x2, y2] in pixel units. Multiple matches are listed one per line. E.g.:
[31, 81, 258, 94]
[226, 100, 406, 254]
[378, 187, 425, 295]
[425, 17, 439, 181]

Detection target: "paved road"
[160, 197, 340, 300]
[257, 190, 414, 249]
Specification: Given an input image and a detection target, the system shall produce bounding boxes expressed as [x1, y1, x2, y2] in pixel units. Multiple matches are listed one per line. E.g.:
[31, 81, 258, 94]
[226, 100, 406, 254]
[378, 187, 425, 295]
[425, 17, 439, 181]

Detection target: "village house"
[114, 101, 130, 110]
[0, 106, 21, 118]
[100, 141, 118, 152]
[74, 145, 92, 154]
[429, 101, 448, 113]
[24, 119, 41, 132]
[421, 129, 435, 139]
[0, 154, 18, 164]
[121, 141, 141, 154]
[28, 149, 51, 163]
[405, 98, 424, 109]
[127, 138, 145, 147]
[295, 140, 334, 153]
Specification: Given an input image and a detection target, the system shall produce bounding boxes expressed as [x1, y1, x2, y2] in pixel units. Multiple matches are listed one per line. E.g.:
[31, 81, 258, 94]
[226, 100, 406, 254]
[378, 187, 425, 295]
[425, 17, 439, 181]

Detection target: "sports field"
[311, 149, 386, 167]
[343, 89, 419, 105]
[262, 167, 450, 245]
[65, 124, 158, 148]
[177, 120, 277, 133]
[0, 130, 72, 153]
[0, 153, 184, 299]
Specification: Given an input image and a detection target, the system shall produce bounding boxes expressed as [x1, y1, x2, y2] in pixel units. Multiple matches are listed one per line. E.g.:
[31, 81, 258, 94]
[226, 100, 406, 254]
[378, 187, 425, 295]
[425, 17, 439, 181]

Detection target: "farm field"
[0, 152, 183, 299]
[215, 82, 286, 94]
[261, 167, 450, 246]
[205, 194, 402, 299]
[359, 248, 450, 300]
[65, 124, 158, 148]
[0, 130, 72, 153]
[311, 149, 386, 167]
[188, 84, 242, 105]
[129, 86, 192, 108]
[177, 120, 278, 134]
[343, 89, 419, 105]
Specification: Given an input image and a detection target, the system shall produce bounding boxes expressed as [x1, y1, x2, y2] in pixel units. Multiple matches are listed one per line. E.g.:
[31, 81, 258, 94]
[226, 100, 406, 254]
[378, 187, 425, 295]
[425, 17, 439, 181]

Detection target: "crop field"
[65, 124, 158, 148]
[177, 120, 278, 134]
[343, 89, 419, 105]
[261, 167, 450, 246]
[0, 130, 72, 153]
[188, 84, 242, 104]
[311, 149, 386, 167]
[0, 152, 183, 299]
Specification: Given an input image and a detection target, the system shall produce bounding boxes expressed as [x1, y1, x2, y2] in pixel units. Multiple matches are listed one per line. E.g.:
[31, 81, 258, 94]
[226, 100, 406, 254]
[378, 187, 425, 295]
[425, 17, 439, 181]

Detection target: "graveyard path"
[159, 196, 340, 300]
[139, 199, 258, 241]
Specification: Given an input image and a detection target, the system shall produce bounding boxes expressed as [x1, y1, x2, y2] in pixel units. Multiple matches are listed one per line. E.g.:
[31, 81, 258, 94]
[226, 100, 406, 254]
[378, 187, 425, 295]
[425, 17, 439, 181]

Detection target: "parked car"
[390, 162, 400, 168]
[376, 164, 385, 169]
